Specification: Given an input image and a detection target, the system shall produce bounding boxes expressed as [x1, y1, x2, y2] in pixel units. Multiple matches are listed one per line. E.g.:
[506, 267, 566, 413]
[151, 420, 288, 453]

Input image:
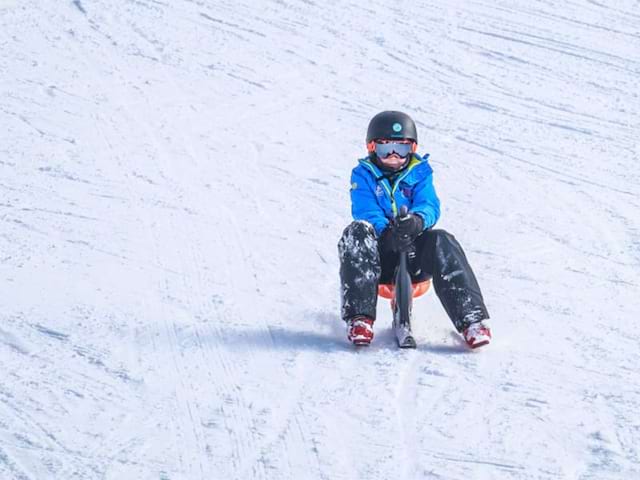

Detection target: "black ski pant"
[338, 221, 489, 332]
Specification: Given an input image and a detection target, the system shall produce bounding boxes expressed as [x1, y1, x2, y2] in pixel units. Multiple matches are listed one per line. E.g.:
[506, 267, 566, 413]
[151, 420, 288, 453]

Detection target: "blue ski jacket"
[350, 153, 440, 235]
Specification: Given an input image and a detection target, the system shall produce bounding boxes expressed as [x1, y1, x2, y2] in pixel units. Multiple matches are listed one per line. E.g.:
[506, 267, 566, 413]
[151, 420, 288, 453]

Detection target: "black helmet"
[366, 111, 418, 144]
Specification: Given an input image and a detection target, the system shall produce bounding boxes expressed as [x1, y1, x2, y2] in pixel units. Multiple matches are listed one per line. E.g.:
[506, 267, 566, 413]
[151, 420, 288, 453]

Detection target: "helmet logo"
[392, 122, 402, 133]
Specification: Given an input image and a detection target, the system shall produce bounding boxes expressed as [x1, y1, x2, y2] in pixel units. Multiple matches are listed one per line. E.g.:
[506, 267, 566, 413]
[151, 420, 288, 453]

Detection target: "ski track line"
[60, 8, 207, 475]
[124, 25, 277, 480]
[3, 7, 145, 478]
[115, 93, 211, 479]
[394, 351, 420, 479]
[151, 27, 334, 476]
[56, 15, 150, 480]
[182, 137, 323, 480]
[91, 118, 171, 477]
[140, 42, 291, 479]
[100, 5, 321, 477]
[120, 21, 322, 476]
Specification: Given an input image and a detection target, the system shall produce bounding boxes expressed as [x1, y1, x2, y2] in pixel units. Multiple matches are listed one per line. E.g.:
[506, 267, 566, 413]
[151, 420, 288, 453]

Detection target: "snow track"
[1, 0, 639, 478]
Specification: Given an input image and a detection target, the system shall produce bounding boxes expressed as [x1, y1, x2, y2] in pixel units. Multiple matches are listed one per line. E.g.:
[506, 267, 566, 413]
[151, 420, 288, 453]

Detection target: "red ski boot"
[463, 321, 492, 349]
[347, 316, 374, 346]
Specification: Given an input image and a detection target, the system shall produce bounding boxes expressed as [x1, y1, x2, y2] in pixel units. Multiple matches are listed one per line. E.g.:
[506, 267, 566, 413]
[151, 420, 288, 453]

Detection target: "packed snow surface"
[1, 1, 639, 479]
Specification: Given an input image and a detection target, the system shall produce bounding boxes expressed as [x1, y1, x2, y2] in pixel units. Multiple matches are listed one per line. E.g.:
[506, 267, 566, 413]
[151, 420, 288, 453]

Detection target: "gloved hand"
[380, 213, 424, 252]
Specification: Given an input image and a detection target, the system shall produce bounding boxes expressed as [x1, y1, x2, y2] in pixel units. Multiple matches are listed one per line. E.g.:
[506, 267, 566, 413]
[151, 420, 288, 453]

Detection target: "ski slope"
[1, 0, 639, 478]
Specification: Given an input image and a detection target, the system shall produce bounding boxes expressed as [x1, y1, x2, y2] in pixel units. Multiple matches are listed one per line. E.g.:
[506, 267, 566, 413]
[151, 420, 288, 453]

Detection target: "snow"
[1, 0, 639, 479]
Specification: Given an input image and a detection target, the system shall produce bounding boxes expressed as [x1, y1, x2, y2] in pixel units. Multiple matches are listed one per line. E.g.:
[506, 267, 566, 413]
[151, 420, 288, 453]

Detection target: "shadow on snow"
[223, 311, 470, 355]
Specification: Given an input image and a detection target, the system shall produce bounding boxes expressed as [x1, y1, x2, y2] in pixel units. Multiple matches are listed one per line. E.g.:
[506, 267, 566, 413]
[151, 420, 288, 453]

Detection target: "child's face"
[374, 139, 414, 170]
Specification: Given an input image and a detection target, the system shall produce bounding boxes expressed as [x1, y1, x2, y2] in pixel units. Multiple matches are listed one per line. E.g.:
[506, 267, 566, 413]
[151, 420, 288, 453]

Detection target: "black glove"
[380, 213, 424, 253]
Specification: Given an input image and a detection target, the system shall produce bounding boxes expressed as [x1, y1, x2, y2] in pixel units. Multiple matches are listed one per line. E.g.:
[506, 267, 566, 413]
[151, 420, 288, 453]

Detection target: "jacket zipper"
[361, 158, 419, 217]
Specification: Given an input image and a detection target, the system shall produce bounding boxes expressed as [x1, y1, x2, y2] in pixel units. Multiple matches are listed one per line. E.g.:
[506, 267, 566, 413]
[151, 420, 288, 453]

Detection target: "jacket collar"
[358, 154, 427, 184]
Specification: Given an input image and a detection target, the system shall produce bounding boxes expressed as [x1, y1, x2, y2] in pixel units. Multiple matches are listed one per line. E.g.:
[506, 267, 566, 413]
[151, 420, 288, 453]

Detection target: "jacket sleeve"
[411, 172, 440, 230]
[350, 169, 390, 235]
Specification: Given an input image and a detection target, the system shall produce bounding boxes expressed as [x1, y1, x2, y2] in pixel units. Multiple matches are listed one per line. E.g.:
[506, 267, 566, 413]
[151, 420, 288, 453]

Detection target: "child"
[338, 111, 492, 348]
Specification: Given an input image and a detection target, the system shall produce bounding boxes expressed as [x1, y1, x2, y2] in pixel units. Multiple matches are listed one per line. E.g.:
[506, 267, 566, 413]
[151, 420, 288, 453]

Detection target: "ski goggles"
[374, 141, 413, 159]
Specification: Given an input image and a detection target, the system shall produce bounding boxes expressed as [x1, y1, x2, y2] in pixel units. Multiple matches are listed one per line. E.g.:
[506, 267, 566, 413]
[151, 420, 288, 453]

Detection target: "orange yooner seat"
[378, 280, 431, 299]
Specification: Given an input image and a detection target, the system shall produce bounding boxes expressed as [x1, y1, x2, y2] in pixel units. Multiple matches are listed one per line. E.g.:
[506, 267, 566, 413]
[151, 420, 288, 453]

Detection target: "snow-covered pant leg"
[338, 221, 381, 321]
[413, 229, 489, 331]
